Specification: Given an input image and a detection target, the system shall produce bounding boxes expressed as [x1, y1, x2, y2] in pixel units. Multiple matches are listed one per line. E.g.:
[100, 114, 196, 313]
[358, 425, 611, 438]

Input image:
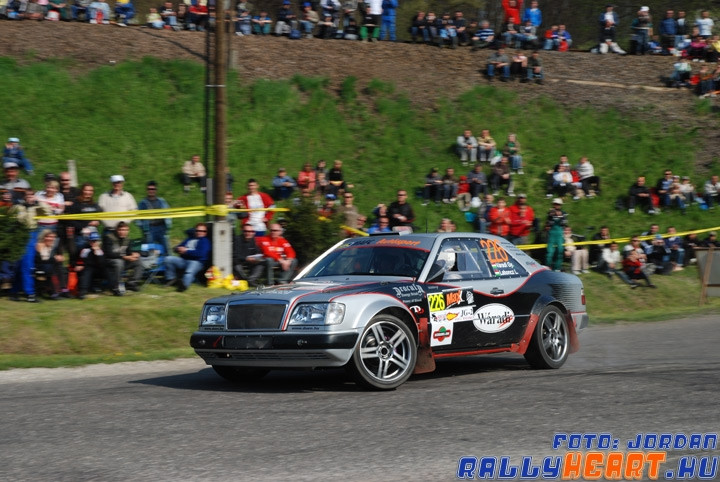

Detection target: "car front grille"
[226, 303, 287, 330]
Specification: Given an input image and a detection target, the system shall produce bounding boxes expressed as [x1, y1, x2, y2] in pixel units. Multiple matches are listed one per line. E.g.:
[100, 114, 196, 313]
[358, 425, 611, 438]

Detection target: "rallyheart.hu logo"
[472, 304, 516, 333]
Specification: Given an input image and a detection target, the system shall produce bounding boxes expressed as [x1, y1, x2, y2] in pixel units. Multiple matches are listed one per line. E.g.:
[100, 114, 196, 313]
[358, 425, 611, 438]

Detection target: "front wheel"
[524, 305, 569, 369]
[212, 365, 270, 383]
[347, 315, 417, 390]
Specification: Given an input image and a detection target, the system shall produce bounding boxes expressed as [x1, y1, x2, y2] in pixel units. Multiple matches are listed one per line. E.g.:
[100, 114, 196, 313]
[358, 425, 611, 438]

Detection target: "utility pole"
[211, 3, 233, 279]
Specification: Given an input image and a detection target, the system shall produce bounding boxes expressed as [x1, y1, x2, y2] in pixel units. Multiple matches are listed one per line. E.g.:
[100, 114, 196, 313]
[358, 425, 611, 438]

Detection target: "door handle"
[490, 288, 504, 295]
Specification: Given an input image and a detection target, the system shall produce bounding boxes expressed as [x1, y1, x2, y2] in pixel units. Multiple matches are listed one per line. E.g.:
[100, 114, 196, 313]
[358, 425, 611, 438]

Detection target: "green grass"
[1, 57, 719, 369]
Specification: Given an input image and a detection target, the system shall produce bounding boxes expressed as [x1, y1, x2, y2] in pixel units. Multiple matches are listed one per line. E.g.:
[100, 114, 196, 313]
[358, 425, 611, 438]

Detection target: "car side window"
[473, 238, 528, 279]
[435, 239, 492, 281]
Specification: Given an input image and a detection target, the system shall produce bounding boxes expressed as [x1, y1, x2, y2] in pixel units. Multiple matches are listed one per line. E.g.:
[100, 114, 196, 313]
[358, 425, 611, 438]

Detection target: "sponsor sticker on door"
[472, 304, 516, 333]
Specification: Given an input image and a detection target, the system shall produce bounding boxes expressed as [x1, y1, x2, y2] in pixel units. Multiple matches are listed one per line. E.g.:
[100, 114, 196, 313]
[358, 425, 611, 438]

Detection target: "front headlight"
[289, 303, 345, 326]
[200, 304, 226, 327]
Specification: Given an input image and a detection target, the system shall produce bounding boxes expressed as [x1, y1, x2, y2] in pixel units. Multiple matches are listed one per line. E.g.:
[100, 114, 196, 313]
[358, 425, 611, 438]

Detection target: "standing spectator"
[598, 3, 618, 33]
[8, 190, 49, 303]
[487, 47, 510, 82]
[487, 198, 511, 239]
[388, 189, 415, 232]
[258, 223, 297, 285]
[508, 193, 534, 246]
[233, 223, 265, 287]
[696, 10, 714, 39]
[564, 226, 589, 274]
[360, 4, 379, 41]
[598, 241, 636, 287]
[476, 193, 494, 234]
[422, 167, 442, 205]
[379, 0, 397, 41]
[703, 174, 720, 208]
[103, 221, 143, 295]
[164, 222, 211, 292]
[628, 175, 654, 214]
[3, 137, 33, 175]
[66, 182, 103, 251]
[526, 49, 545, 82]
[477, 129, 496, 162]
[235, 178, 275, 236]
[675, 10, 689, 50]
[272, 167, 297, 200]
[337, 191, 363, 235]
[501, 0, 522, 26]
[522, 0, 541, 28]
[456, 129, 478, 166]
[467, 163, 487, 199]
[502, 133, 523, 173]
[75, 231, 108, 299]
[181, 154, 207, 193]
[545, 198, 567, 272]
[327, 159, 352, 196]
[659, 9, 677, 54]
[137, 180, 171, 254]
[36, 179, 65, 232]
[97, 174, 137, 231]
[58, 171, 80, 211]
[441, 167, 458, 203]
[631, 6, 653, 55]
[575, 157, 600, 197]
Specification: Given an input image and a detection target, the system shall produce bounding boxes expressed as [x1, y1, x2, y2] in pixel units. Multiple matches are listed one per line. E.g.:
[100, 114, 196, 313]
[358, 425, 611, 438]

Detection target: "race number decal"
[428, 293, 446, 313]
[480, 239, 509, 264]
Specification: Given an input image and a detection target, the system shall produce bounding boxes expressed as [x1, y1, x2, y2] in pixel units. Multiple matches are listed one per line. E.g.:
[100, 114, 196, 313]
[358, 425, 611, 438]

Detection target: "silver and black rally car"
[190, 233, 589, 390]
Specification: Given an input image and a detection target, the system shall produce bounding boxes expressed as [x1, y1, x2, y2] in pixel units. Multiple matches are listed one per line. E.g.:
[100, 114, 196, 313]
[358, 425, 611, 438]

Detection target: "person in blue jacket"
[3, 138, 33, 175]
[380, 0, 398, 41]
[164, 222, 211, 292]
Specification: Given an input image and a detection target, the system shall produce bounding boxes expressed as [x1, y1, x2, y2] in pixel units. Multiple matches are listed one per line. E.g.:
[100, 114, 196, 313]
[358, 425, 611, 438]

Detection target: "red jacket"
[488, 206, 511, 237]
[257, 236, 296, 261]
[502, 0, 523, 24]
[509, 203, 535, 238]
[236, 192, 275, 226]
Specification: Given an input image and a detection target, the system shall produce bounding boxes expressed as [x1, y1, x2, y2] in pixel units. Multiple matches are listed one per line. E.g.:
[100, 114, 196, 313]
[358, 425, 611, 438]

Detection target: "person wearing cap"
[299, 2, 319, 38]
[76, 231, 109, 300]
[3, 137, 33, 176]
[97, 174, 138, 230]
[234, 178, 275, 236]
[545, 198, 567, 272]
[631, 6, 653, 55]
[275, 0, 298, 36]
[181, 154, 207, 193]
[318, 193, 337, 218]
[1, 162, 31, 203]
[137, 180, 171, 254]
[272, 167, 297, 200]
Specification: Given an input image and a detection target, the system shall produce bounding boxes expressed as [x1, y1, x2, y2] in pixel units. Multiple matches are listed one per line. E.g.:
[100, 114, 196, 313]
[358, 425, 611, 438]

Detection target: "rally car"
[190, 233, 589, 390]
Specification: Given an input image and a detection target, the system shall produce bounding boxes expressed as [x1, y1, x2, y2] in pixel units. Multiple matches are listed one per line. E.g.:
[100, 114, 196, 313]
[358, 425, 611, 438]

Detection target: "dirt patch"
[4, 21, 717, 168]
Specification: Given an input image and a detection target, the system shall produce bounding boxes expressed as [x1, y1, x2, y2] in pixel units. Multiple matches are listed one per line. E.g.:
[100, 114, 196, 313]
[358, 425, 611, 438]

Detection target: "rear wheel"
[212, 365, 270, 383]
[524, 305, 569, 369]
[347, 315, 417, 390]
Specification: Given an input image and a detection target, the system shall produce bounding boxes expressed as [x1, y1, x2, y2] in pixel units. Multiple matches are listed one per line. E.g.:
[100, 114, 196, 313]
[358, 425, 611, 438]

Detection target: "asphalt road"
[1, 316, 719, 482]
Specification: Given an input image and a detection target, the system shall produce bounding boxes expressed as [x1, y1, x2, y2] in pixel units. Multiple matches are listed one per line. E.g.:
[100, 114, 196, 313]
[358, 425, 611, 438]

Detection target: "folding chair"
[140, 243, 166, 286]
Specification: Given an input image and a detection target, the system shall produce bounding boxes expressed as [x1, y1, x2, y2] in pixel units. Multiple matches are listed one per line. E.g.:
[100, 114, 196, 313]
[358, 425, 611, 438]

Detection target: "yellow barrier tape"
[35, 206, 289, 221]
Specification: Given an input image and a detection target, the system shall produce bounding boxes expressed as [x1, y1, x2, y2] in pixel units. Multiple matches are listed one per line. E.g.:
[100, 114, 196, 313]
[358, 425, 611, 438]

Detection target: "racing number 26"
[480, 239, 509, 264]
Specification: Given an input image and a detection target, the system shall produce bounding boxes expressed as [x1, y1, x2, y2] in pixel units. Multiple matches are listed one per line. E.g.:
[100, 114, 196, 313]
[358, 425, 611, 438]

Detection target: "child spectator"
[502, 133, 523, 173]
[146, 7, 164, 29]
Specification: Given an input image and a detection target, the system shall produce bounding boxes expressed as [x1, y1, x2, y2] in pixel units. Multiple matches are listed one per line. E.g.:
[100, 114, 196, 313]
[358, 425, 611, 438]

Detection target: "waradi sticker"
[473, 304, 516, 333]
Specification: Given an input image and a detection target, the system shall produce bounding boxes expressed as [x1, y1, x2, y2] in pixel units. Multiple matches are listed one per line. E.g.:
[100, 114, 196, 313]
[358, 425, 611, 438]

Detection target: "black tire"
[524, 305, 569, 369]
[346, 315, 417, 390]
[212, 365, 270, 383]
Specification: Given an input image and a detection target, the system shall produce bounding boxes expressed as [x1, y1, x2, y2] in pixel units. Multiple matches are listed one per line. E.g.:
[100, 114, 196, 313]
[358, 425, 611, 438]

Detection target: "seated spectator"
[702, 231, 720, 247]
[589, 225, 611, 266]
[317, 14, 337, 39]
[437, 12, 458, 48]
[664, 226, 685, 271]
[456, 129, 478, 166]
[508, 193, 534, 246]
[455, 175, 471, 211]
[75, 231, 108, 299]
[422, 167, 442, 205]
[510, 50, 528, 80]
[188, 1, 209, 31]
[501, 16, 520, 48]
[477, 129, 496, 162]
[647, 234, 673, 275]
[526, 49, 544, 83]
[410, 11, 429, 44]
[441, 167, 458, 203]
[487, 47, 511, 82]
[275, 1, 298, 36]
[502, 133, 523, 173]
[2, 162, 31, 203]
[490, 156, 514, 197]
[668, 57, 692, 88]
[627, 175, 655, 214]
[235, 6, 253, 35]
[467, 163, 487, 199]
[471, 19, 496, 50]
[164, 222, 211, 292]
[707, 35, 720, 62]
[436, 217, 453, 233]
[575, 156, 600, 197]
[327, 159, 352, 196]
[598, 241, 636, 287]
[388, 189, 415, 232]
[686, 34, 707, 61]
[176, 2, 189, 28]
[542, 25, 558, 50]
[47, 0, 71, 21]
[114, 0, 134, 26]
[517, 20, 538, 49]
[487, 197, 511, 239]
[623, 249, 655, 288]
[551, 164, 577, 199]
[34, 229, 66, 300]
[299, 2, 318, 38]
[181, 155, 207, 193]
[453, 10, 469, 46]
[272, 167, 297, 200]
[683, 232, 700, 265]
[257, 223, 297, 285]
[563, 226, 589, 274]
[656, 169, 685, 213]
[366, 215, 392, 234]
[146, 7, 164, 29]
[87, 0, 110, 23]
[23, 0, 47, 20]
[595, 21, 626, 54]
[343, 17, 359, 40]
[103, 221, 143, 295]
[321, 0, 340, 24]
[233, 224, 265, 287]
[704, 174, 720, 208]
[648, 35, 663, 54]
[159, 1, 178, 30]
[3, 137, 33, 175]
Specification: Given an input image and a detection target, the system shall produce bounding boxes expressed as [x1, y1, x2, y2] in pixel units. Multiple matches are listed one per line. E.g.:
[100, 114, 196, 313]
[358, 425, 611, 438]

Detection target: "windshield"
[301, 245, 430, 278]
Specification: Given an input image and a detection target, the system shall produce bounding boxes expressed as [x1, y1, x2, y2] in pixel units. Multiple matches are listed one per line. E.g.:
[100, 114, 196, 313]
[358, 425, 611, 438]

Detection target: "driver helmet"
[437, 248, 456, 271]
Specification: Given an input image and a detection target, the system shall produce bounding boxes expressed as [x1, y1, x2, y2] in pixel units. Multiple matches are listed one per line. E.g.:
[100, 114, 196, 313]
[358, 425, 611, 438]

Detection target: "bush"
[282, 198, 343, 267]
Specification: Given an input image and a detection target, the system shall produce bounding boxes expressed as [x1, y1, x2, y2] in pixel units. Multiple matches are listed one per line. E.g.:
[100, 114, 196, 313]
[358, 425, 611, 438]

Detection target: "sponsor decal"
[376, 238, 422, 247]
[473, 304, 516, 333]
[445, 289, 463, 308]
[430, 323, 453, 346]
[409, 304, 424, 314]
[392, 284, 424, 299]
[430, 307, 475, 323]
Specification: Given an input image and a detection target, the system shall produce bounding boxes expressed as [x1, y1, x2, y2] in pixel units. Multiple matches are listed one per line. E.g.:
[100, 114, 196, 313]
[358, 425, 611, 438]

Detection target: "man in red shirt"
[257, 223, 297, 285]
[235, 178, 275, 236]
[509, 193, 535, 246]
[488, 198, 512, 239]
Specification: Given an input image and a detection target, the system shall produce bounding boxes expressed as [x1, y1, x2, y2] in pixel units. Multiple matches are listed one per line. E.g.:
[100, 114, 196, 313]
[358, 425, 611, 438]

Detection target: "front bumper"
[190, 331, 359, 368]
